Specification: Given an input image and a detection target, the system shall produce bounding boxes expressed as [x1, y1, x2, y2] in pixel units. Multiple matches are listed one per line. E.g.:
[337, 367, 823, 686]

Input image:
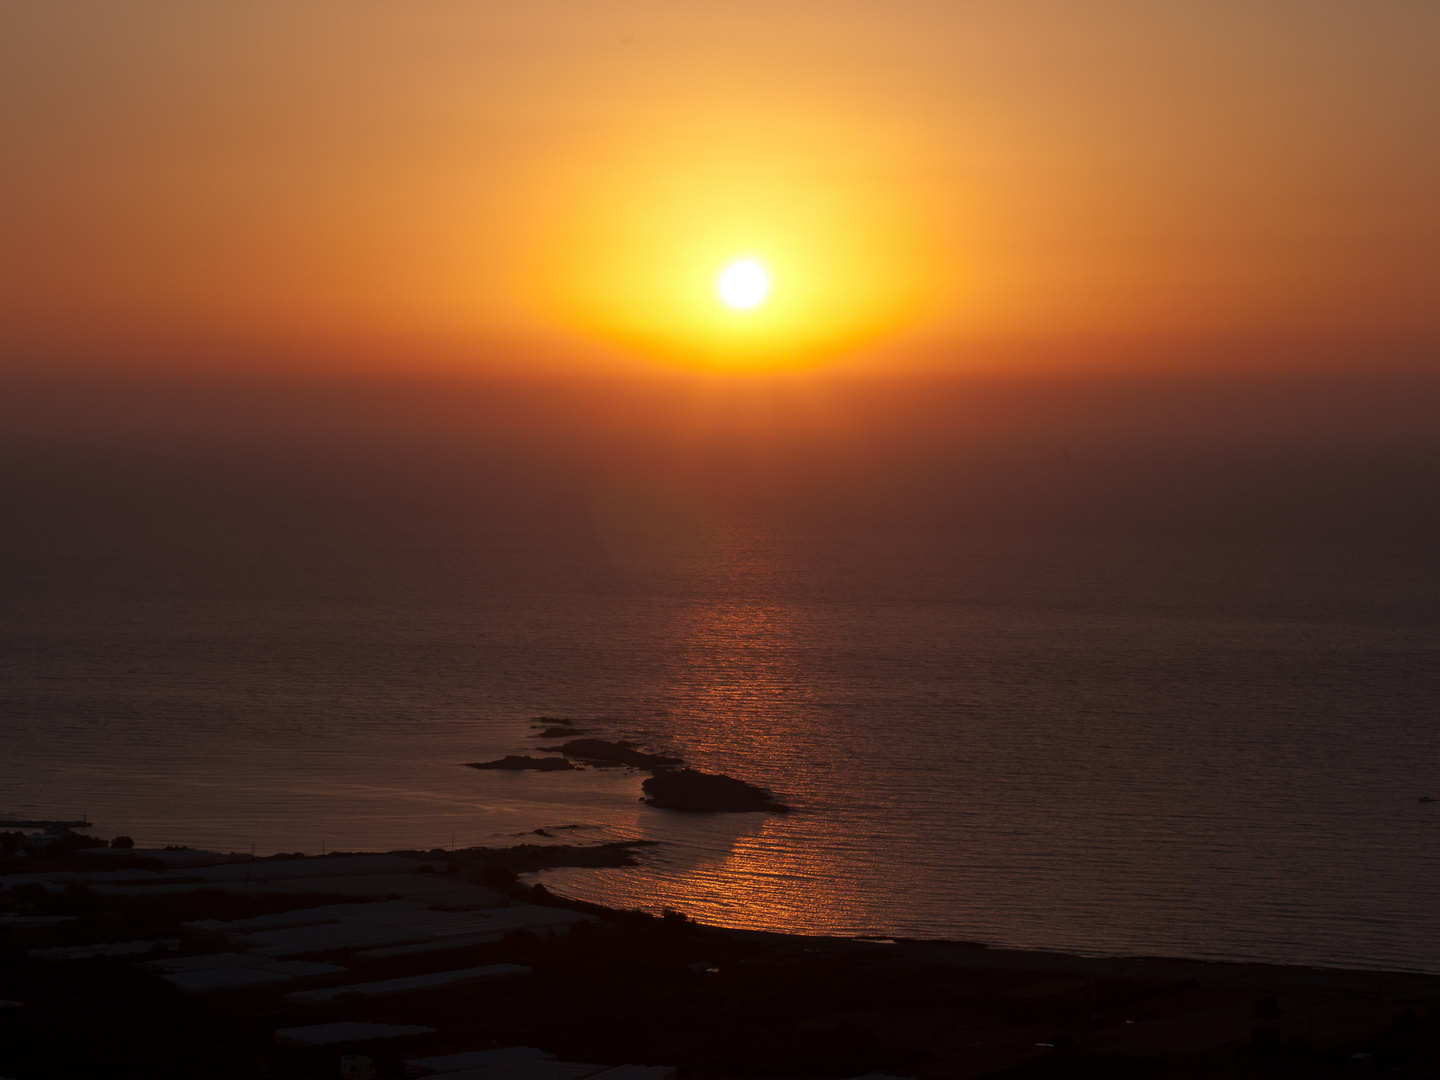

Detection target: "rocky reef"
[546, 739, 683, 769]
[464, 756, 576, 772]
[531, 716, 590, 739]
[641, 769, 789, 813]
[470, 721, 788, 813]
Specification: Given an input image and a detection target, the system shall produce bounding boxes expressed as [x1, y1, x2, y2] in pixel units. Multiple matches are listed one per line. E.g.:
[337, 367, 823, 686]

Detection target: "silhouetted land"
[511, 724, 786, 811]
[543, 739, 684, 769]
[3, 843, 1439, 1079]
[464, 756, 577, 772]
[642, 770, 789, 813]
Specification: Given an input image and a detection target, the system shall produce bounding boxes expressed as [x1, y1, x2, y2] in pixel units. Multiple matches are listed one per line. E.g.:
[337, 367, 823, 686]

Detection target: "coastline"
[3, 838, 1439, 1078]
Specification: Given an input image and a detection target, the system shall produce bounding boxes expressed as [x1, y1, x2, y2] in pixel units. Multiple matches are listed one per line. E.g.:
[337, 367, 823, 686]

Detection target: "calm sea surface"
[3, 390, 1439, 973]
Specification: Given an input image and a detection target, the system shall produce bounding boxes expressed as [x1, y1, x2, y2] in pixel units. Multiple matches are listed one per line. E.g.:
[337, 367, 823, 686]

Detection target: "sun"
[717, 259, 769, 309]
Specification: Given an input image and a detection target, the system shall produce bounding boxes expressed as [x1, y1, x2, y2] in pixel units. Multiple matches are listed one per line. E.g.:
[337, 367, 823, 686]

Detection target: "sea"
[2, 373, 1438, 973]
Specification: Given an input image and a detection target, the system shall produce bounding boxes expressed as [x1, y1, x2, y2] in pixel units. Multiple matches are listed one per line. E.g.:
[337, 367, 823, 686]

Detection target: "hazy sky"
[3, 1, 1437, 376]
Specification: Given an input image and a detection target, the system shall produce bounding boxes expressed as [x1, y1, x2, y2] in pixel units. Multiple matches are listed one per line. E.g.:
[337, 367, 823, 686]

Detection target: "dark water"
[2, 374, 1438, 971]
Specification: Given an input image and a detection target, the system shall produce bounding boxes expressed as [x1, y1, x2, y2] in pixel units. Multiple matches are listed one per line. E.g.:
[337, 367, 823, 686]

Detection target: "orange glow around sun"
[531, 110, 946, 373]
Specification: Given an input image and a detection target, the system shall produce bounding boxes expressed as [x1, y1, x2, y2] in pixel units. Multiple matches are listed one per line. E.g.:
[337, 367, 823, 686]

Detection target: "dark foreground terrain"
[2, 842, 1438, 1080]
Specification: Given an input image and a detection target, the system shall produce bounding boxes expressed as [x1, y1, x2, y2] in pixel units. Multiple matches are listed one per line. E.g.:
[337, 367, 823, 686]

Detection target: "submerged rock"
[641, 769, 788, 813]
[531, 717, 584, 739]
[552, 739, 682, 769]
[464, 756, 576, 772]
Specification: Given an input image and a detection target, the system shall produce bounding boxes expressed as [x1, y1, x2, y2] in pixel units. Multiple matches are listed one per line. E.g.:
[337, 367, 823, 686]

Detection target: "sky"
[2, 1, 1438, 378]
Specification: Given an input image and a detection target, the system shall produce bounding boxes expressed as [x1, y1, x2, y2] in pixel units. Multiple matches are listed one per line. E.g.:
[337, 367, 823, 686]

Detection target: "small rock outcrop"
[550, 740, 683, 769]
[641, 769, 788, 813]
[531, 717, 588, 739]
[464, 756, 576, 772]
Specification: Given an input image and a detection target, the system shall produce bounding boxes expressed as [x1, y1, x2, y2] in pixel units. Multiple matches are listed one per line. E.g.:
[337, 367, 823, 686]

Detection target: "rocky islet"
[463, 721, 787, 814]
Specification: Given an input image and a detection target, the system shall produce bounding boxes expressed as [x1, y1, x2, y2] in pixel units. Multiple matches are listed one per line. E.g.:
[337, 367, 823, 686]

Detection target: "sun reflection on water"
[543, 514, 910, 935]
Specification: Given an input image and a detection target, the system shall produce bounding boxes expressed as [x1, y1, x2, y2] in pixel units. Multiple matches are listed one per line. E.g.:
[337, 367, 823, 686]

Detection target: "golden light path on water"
[533, 591, 899, 934]
[515, 511, 894, 934]
[526, 515, 954, 938]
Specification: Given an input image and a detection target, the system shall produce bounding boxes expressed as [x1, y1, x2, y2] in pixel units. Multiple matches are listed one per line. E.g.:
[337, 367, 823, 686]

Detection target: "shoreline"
[513, 858, 1440, 988]
[12, 825, 1440, 980]
[3, 840, 1439, 1077]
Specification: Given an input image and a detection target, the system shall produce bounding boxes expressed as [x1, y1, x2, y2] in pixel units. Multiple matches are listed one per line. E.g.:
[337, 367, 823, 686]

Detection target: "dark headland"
[3, 835, 1439, 1079]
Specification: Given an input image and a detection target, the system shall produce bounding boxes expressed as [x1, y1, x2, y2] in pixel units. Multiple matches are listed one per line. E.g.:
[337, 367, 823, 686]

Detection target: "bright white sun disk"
[718, 260, 769, 309]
